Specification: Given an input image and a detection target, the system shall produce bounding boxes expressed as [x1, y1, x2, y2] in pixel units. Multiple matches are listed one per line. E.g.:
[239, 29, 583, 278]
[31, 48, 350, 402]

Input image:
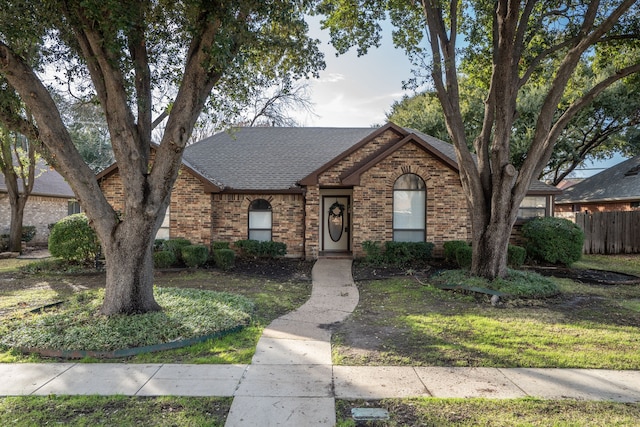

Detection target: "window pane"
[393, 230, 424, 242]
[249, 211, 272, 228]
[393, 190, 425, 229]
[249, 229, 271, 242]
[394, 173, 425, 190]
[518, 196, 547, 219]
[250, 199, 271, 210]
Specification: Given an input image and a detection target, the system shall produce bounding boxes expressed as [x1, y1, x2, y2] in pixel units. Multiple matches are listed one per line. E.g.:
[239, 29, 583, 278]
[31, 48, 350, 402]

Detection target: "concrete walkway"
[1, 259, 640, 425]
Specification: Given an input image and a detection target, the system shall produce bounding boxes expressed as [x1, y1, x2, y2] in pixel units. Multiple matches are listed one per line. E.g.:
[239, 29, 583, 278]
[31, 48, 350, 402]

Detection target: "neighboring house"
[0, 160, 77, 246]
[555, 155, 640, 219]
[98, 123, 560, 259]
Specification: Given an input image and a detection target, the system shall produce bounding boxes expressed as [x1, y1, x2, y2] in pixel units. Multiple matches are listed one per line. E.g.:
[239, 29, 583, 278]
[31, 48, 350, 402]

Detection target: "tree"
[0, 128, 37, 252]
[318, 0, 640, 279]
[389, 74, 640, 186]
[188, 80, 317, 143]
[0, 0, 323, 315]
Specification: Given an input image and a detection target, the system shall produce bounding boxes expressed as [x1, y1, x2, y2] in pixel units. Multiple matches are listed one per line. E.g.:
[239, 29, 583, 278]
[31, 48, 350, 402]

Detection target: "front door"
[322, 196, 350, 252]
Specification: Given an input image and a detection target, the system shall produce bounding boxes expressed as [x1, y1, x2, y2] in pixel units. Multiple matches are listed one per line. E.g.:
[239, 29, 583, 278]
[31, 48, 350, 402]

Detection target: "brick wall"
[354, 143, 470, 258]
[0, 194, 70, 245]
[305, 129, 472, 258]
[212, 192, 305, 258]
[169, 169, 212, 245]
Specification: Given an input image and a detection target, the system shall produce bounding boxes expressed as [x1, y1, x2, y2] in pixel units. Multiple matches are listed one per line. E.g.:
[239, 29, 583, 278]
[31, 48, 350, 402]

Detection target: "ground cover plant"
[334, 256, 640, 368]
[0, 257, 312, 363]
[0, 288, 253, 353]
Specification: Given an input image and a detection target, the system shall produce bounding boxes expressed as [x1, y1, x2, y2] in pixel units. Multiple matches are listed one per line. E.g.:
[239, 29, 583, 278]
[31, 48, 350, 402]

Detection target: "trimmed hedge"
[360, 240, 433, 267]
[443, 240, 469, 263]
[361, 240, 384, 265]
[153, 250, 176, 269]
[455, 245, 473, 269]
[181, 245, 209, 268]
[384, 241, 434, 267]
[213, 248, 236, 271]
[162, 238, 192, 263]
[507, 245, 526, 268]
[48, 214, 100, 263]
[522, 217, 584, 266]
[234, 240, 287, 258]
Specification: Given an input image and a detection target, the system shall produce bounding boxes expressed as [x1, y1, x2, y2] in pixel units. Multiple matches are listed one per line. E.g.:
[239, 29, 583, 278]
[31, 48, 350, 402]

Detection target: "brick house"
[98, 122, 559, 259]
[555, 155, 640, 219]
[1, 161, 77, 246]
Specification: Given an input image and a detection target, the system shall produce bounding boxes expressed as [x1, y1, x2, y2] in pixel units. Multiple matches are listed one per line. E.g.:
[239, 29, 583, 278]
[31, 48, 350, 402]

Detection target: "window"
[68, 200, 81, 215]
[248, 199, 272, 241]
[518, 196, 547, 219]
[393, 173, 426, 242]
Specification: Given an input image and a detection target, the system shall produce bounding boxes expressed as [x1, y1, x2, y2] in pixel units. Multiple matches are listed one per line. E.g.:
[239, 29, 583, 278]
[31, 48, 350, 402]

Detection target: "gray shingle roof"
[183, 125, 558, 194]
[556, 155, 640, 203]
[184, 127, 375, 190]
[0, 160, 75, 198]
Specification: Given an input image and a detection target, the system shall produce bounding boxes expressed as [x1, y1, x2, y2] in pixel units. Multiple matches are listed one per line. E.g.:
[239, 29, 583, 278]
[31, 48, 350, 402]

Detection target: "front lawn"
[0, 258, 312, 363]
[334, 259, 640, 369]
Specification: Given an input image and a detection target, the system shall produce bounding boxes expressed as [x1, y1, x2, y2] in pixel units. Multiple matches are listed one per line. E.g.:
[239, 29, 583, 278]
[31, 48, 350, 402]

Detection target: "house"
[98, 123, 559, 259]
[0, 160, 77, 246]
[555, 155, 640, 219]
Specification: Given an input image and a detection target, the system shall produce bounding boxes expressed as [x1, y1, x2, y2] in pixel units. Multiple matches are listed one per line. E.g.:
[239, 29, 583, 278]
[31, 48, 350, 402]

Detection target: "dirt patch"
[529, 266, 640, 285]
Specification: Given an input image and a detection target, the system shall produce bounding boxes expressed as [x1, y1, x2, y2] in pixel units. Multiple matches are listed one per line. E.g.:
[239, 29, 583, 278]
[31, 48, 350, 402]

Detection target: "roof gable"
[556, 155, 640, 203]
[339, 133, 459, 186]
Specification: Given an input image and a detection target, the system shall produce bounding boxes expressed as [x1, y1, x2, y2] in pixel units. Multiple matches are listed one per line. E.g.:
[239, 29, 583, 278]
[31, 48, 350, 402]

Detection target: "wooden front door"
[322, 196, 350, 252]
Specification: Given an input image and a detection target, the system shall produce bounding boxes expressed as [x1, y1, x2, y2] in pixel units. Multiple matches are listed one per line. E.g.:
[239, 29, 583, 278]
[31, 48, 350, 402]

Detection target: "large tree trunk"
[7, 198, 26, 252]
[99, 214, 162, 315]
[470, 215, 512, 280]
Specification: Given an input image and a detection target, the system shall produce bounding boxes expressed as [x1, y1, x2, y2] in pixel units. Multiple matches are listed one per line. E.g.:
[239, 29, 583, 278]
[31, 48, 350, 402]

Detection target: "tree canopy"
[318, 0, 640, 279]
[0, 0, 324, 314]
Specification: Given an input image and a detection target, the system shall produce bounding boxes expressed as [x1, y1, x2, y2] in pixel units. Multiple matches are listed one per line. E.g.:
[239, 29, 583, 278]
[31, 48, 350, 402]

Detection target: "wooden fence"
[575, 211, 640, 254]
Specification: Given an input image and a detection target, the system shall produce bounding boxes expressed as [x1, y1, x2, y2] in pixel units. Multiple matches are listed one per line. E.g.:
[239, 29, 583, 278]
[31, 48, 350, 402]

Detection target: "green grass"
[574, 254, 640, 276]
[0, 258, 37, 273]
[336, 398, 640, 426]
[432, 269, 559, 297]
[333, 276, 640, 369]
[0, 395, 231, 426]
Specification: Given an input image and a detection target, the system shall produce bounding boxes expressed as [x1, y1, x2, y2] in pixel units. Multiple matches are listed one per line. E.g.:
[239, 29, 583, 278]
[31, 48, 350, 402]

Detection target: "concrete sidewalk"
[1, 259, 639, 425]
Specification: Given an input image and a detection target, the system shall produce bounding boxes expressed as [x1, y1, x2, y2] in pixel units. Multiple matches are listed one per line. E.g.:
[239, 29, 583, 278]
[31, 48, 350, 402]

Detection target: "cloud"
[316, 73, 345, 84]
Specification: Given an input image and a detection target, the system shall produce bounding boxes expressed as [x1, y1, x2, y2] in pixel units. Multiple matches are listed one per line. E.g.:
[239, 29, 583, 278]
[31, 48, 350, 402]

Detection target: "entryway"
[321, 194, 351, 253]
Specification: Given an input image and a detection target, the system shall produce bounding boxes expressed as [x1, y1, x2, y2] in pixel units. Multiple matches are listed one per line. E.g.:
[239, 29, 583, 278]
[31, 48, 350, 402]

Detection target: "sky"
[297, 17, 628, 178]
[292, 17, 414, 128]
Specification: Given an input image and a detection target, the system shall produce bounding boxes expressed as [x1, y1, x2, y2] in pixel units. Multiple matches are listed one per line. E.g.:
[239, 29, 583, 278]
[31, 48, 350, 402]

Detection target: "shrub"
[181, 244, 209, 268]
[48, 214, 100, 263]
[154, 239, 166, 252]
[153, 250, 176, 269]
[21, 225, 36, 242]
[443, 240, 469, 263]
[214, 248, 236, 271]
[383, 241, 434, 267]
[162, 238, 192, 263]
[361, 240, 384, 266]
[211, 241, 230, 250]
[455, 245, 473, 269]
[507, 245, 527, 268]
[522, 217, 584, 266]
[234, 240, 287, 258]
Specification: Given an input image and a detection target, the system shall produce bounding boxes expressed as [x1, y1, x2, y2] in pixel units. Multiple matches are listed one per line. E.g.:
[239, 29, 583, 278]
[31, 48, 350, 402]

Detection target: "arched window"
[393, 173, 426, 242]
[249, 199, 272, 241]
